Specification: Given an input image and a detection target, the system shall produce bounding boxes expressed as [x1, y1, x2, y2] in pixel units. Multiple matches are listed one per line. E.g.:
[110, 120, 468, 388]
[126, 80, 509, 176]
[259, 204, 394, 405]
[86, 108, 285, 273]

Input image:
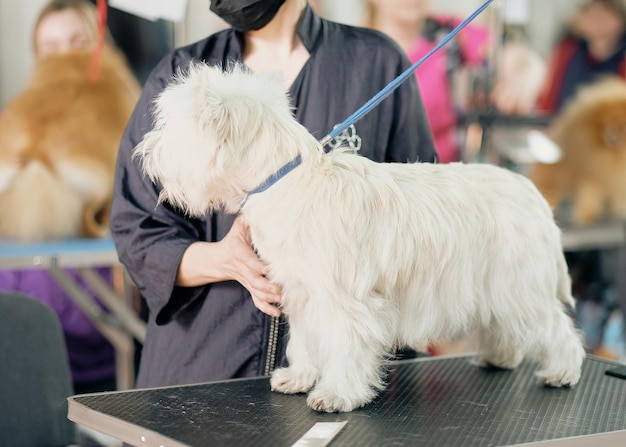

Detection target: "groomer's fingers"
[223, 216, 282, 313]
[237, 263, 282, 304]
[251, 294, 282, 317]
[242, 270, 282, 316]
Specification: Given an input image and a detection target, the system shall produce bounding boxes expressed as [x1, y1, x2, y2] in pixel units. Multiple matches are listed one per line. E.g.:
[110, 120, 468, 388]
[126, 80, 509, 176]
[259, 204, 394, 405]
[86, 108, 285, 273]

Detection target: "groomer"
[110, 0, 436, 389]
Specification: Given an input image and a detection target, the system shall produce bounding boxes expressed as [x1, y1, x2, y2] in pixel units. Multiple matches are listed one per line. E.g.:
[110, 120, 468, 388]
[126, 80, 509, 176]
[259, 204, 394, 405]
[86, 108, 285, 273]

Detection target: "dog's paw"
[306, 386, 374, 413]
[535, 368, 581, 388]
[535, 339, 584, 388]
[270, 367, 317, 394]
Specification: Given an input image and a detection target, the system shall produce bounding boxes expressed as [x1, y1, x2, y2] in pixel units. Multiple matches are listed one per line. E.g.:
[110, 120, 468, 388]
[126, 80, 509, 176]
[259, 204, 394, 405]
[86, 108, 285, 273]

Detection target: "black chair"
[0, 292, 76, 446]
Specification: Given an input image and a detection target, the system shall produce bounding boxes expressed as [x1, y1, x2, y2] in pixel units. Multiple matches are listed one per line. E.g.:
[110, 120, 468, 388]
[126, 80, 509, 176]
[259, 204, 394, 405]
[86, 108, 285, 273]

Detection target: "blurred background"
[1, 0, 625, 370]
[2, 2, 625, 445]
[0, 0, 583, 104]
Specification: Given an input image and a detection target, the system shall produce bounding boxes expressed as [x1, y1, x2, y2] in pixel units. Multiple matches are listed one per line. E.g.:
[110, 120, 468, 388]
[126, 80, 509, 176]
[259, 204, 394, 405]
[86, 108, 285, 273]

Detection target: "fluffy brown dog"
[530, 77, 626, 224]
[0, 45, 139, 241]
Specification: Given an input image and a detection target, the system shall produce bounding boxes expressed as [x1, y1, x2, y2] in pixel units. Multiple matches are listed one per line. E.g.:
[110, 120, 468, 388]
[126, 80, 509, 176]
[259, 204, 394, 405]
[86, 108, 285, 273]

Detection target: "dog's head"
[554, 77, 626, 162]
[134, 62, 310, 216]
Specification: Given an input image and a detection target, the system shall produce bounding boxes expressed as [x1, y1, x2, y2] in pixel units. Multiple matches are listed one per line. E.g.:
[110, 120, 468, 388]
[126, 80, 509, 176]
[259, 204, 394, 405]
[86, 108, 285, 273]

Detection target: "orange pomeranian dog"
[530, 77, 626, 225]
[0, 45, 140, 241]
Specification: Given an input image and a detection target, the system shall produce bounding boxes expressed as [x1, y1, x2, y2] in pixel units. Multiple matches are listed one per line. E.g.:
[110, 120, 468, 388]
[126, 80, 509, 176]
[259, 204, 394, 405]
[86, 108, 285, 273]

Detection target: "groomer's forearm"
[175, 241, 227, 287]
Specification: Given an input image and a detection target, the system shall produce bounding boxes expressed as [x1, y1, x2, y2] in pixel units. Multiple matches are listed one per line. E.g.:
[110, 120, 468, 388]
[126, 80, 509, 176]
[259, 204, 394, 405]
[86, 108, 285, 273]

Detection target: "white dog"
[135, 63, 585, 413]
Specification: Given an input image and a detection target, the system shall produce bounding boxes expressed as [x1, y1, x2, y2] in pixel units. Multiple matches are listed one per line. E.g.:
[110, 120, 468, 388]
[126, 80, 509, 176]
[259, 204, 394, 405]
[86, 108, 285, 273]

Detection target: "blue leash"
[319, 0, 495, 147]
[242, 0, 494, 206]
[241, 154, 302, 207]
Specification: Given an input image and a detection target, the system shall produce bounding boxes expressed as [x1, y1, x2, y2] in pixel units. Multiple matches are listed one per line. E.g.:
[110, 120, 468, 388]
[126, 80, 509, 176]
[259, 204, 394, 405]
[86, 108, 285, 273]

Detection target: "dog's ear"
[132, 65, 232, 216]
[195, 64, 291, 159]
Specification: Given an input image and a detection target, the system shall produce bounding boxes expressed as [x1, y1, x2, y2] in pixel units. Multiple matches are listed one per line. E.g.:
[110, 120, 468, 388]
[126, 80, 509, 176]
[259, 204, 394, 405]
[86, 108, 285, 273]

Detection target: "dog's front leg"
[270, 316, 319, 394]
[608, 188, 626, 220]
[306, 340, 383, 413]
[573, 180, 604, 224]
[305, 306, 388, 413]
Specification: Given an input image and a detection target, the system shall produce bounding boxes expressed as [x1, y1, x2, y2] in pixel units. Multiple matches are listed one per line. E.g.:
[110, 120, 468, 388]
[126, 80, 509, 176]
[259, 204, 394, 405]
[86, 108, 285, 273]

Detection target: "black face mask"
[210, 0, 288, 32]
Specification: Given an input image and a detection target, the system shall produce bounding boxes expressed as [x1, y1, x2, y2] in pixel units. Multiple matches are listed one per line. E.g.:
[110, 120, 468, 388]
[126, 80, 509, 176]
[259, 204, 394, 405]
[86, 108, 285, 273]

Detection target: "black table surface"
[68, 355, 626, 447]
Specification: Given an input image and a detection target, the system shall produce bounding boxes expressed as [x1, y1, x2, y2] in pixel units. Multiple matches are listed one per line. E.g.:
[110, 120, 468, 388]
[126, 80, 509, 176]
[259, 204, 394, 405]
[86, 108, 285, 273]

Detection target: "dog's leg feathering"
[303, 294, 391, 413]
[472, 328, 525, 370]
[532, 309, 586, 387]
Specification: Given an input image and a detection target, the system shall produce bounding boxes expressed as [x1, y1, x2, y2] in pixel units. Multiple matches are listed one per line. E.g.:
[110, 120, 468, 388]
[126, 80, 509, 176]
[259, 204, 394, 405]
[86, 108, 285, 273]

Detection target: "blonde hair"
[33, 0, 101, 54]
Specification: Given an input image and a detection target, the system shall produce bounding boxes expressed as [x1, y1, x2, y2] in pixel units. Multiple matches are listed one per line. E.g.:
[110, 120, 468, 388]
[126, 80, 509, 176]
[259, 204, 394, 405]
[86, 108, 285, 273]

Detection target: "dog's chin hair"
[156, 186, 224, 217]
[135, 61, 586, 413]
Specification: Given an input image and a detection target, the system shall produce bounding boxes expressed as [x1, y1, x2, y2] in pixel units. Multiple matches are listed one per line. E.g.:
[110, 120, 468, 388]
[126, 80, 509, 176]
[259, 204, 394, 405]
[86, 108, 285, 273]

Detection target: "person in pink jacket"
[365, 0, 489, 163]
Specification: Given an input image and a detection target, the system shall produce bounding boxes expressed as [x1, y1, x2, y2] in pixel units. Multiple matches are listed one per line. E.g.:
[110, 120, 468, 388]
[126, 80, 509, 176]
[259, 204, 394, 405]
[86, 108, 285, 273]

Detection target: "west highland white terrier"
[135, 63, 585, 413]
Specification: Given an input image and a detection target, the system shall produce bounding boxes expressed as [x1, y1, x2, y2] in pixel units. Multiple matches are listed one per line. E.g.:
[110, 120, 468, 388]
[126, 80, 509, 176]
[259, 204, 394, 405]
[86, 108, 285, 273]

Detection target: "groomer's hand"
[220, 217, 282, 317]
[176, 217, 282, 317]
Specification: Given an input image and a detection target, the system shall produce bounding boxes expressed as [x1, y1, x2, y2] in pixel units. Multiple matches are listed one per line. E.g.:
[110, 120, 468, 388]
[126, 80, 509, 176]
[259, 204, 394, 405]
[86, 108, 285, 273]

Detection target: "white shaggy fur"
[135, 63, 586, 413]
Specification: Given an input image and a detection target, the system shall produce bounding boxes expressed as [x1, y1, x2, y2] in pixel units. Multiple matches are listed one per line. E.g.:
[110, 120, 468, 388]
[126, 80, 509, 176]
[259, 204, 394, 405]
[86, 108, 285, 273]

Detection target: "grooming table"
[68, 355, 626, 447]
[0, 238, 145, 389]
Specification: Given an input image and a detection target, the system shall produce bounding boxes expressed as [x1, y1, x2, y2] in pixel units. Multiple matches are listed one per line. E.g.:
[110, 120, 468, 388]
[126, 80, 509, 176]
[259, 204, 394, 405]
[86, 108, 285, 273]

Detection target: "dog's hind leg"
[82, 197, 111, 237]
[530, 307, 585, 387]
[608, 188, 626, 219]
[573, 180, 604, 224]
[530, 259, 585, 387]
[472, 325, 525, 370]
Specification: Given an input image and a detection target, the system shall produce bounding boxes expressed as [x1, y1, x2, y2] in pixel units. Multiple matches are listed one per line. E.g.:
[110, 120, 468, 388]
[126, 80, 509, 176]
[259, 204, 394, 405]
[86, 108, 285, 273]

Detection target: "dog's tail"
[0, 160, 84, 242]
[556, 250, 575, 309]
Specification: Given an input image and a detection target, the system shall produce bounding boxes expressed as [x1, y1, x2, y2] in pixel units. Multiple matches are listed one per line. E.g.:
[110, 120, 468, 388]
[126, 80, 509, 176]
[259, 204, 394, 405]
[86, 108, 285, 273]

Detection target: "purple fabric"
[0, 267, 116, 385]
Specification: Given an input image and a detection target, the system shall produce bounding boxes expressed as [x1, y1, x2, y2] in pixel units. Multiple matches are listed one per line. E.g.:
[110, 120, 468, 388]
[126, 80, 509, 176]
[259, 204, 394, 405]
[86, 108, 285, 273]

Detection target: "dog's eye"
[603, 128, 621, 148]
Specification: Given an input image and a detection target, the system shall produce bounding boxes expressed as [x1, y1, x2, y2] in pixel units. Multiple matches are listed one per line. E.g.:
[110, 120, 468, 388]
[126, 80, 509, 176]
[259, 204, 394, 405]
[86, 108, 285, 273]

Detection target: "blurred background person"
[364, 0, 490, 163]
[0, 0, 140, 394]
[538, 0, 626, 114]
[364, 0, 546, 164]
